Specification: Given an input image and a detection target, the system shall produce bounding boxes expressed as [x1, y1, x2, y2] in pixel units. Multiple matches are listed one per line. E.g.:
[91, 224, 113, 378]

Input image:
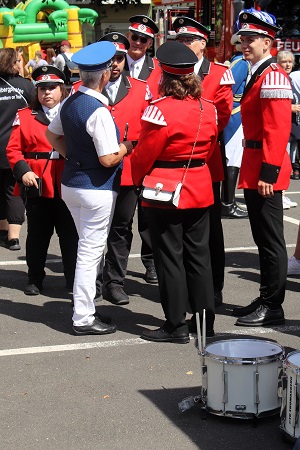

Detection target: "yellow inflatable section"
[0, 0, 98, 60]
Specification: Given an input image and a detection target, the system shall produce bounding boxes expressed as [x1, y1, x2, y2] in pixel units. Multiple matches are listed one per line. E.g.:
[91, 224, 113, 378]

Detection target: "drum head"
[205, 339, 283, 362]
[286, 350, 300, 372]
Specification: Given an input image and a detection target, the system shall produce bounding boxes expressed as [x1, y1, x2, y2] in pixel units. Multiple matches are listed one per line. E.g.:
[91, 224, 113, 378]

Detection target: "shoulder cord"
[181, 98, 203, 186]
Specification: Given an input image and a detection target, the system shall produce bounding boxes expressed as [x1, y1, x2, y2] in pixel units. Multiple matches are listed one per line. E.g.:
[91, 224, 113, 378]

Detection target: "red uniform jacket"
[131, 96, 218, 209]
[198, 59, 234, 182]
[103, 75, 151, 185]
[124, 54, 161, 100]
[238, 61, 292, 190]
[70, 76, 151, 185]
[6, 107, 64, 198]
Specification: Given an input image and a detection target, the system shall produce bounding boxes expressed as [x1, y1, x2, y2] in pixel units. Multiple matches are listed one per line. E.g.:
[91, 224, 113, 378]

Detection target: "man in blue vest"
[46, 42, 133, 335]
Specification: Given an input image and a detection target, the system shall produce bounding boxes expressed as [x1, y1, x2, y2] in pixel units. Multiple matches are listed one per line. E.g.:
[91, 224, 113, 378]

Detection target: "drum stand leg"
[200, 403, 207, 420]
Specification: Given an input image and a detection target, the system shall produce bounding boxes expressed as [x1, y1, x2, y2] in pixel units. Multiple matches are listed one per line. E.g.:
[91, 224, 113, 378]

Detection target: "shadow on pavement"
[139, 385, 292, 450]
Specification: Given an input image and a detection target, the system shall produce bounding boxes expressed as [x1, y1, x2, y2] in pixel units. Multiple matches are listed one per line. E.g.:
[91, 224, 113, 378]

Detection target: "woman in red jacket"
[6, 66, 78, 296]
[131, 41, 218, 343]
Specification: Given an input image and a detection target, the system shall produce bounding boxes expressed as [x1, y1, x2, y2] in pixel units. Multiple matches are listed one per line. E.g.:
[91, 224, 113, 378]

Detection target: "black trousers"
[0, 168, 25, 224]
[147, 207, 215, 331]
[25, 195, 78, 286]
[103, 186, 138, 288]
[138, 199, 155, 269]
[209, 182, 225, 291]
[244, 189, 287, 307]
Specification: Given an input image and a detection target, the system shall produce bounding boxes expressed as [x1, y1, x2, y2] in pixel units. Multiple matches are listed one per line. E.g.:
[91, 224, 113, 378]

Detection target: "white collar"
[78, 85, 109, 106]
[127, 54, 145, 68]
[194, 56, 204, 74]
[251, 55, 272, 74]
[42, 103, 60, 120]
[106, 76, 122, 91]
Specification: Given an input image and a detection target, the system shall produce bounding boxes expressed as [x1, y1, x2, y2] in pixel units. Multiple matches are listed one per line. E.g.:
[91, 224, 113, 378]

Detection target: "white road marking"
[0, 326, 299, 358]
[0, 244, 297, 266]
[283, 216, 300, 225]
[0, 338, 149, 357]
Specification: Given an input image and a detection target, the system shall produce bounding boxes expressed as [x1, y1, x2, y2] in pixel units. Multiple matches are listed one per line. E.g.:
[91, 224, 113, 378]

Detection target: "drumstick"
[196, 312, 202, 353]
[123, 123, 129, 141]
[203, 309, 206, 349]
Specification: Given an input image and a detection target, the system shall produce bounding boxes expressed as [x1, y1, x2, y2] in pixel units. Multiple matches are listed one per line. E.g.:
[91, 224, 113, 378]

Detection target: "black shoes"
[103, 285, 129, 305]
[73, 316, 117, 336]
[235, 304, 285, 327]
[24, 283, 42, 296]
[144, 266, 158, 284]
[5, 238, 21, 250]
[214, 289, 223, 307]
[221, 202, 248, 219]
[232, 297, 262, 317]
[140, 326, 190, 344]
[291, 170, 300, 180]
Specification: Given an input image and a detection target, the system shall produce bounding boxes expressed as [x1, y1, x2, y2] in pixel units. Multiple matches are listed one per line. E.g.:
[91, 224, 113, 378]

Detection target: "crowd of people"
[1, 9, 300, 340]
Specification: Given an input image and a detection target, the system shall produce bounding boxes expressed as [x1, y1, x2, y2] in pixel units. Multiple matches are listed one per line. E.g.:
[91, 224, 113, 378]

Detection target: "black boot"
[221, 166, 248, 219]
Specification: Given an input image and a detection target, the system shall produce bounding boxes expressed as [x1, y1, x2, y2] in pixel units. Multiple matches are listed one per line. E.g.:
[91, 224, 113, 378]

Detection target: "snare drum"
[202, 339, 284, 419]
[280, 351, 300, 440]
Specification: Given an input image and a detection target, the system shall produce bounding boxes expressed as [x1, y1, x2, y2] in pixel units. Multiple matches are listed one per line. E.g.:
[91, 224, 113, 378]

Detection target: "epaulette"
[220, 67, 235, 85]
[270, 63, 279, 70]
[12, 111, 20, 127]
[261, 71, 293, 99]
[141, 104, 167, 126]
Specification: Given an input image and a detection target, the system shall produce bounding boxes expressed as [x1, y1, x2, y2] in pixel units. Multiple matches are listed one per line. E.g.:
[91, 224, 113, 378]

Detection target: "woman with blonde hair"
[24, 50, 47, 77]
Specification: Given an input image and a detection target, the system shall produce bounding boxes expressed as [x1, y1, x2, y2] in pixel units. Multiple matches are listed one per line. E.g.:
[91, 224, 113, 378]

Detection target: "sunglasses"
[112, 55, 125, 63]
[176, 37, 201, 44]
[39, 84, 60, 90]
[131, 34, 148, 44]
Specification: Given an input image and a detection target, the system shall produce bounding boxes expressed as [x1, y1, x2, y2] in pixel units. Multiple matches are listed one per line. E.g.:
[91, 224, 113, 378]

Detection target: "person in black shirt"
[0, 48, 35, 250]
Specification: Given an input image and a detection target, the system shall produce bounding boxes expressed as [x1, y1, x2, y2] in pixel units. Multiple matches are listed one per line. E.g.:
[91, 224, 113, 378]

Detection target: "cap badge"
[138, 24, 146, 32]
[178, 18, 184, 25]
[142, 17, 148, 23]
[41, 75, 51, 80]
[179, 27, 187, 32]
[112, 34, 119, 40]
[42, 66, 48, 72]
[242, 13, 248, 20]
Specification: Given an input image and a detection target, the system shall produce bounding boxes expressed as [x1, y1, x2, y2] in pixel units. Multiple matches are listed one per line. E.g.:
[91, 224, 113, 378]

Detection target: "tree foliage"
[263, 0, 300, 36]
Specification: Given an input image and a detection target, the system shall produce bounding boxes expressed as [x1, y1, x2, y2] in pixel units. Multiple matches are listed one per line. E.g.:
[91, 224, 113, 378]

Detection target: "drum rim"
[205, 338, 284, 364]
[284, 350, 300, 373]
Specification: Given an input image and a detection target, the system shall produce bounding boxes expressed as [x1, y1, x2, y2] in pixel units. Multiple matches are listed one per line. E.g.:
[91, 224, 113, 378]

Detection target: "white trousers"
[62, 185, 117, 326]
[225, 124, 244, 168]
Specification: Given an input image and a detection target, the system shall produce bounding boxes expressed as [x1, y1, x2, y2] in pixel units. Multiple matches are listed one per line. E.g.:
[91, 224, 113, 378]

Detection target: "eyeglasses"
[112, 55, 125, 63]
[130, 34, 148, 44]
[176, 37, 201, 45]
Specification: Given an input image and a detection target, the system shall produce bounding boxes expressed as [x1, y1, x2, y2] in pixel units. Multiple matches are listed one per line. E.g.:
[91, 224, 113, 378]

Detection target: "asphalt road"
[1, 182, 300, 450]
